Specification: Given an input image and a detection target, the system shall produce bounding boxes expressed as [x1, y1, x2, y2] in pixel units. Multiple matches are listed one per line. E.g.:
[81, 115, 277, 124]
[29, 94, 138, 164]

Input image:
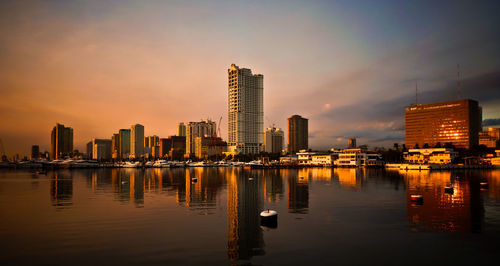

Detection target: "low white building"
[403, 148, 458, 164]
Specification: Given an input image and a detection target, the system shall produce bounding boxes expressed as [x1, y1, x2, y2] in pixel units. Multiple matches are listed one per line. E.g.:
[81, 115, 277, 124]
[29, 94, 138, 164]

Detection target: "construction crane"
[209, 116, 224, 157]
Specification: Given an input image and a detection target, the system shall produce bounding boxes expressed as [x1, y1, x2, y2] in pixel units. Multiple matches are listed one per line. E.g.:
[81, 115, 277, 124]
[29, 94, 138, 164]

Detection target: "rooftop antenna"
[457, 64, 462, 99]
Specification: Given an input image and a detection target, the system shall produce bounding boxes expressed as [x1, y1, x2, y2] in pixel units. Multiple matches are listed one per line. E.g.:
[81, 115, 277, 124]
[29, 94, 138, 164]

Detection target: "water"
[0, 168, 499, 265]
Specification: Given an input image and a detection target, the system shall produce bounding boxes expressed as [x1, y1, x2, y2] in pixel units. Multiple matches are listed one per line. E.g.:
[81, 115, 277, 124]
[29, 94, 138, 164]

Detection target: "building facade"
[194, 136, 227, 159]
[130, 124, 144, 159]
[263, 127, 284, 154]
[119, 129, 131, 159]
[177, 122, 186, 137]
[50, 123, 73, 160]
[405, 99, 482, 149]
[111, 133, 120, 159]
[287, 115, 308, 154]
[185, 120, 217, 157]
[403, 148, 458, 164]
[92, 138, 112, 160]
[479, 127, 500, 148]
[228, 64, 264, 154]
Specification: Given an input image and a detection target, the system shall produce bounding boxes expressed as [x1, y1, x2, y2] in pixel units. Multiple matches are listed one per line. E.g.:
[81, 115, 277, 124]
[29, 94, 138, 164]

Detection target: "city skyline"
[1, 1, 500, 157]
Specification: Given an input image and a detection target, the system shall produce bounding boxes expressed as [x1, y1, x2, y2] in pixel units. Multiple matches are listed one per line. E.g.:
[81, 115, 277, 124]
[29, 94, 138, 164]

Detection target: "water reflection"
[404, 171, 484, 233]
[227, 168, 265, 261]
[49, 171, 73, 208]
[37, 168, 500, 263]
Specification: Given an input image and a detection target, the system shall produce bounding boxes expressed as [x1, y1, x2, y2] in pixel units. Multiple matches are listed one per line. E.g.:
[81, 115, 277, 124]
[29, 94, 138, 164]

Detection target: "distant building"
[119, 129, 131, 159]
[403, 148, 458, 164]
[86, 141, 93, 159]
[111, 133, 120, 159]
[50, 123, 73, 160]
[479, 127, 500, 148]
[31, 145, 39, 160]
[186, 120, 216, 157]
[159, 136, 186, 160]
[348, 138, 356, 148]
[144, 135, 159, 158]
[194, 136, 227, 159]
[405, 99, 482, 149]
[130, 124, 144, 159]
[263, 127, 284, 154]
[92, 138, 112, 160]
[228, 64, 264, 154]
[287, 115, 308, 154]
[177, 122, 186, 137]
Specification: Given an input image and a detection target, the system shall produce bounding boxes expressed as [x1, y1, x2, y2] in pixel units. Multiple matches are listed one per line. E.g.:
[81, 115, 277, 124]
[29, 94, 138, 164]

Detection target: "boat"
[144, 161, 154, 168]
[123, 161, 140, 168]
[153, 160, 170, 168]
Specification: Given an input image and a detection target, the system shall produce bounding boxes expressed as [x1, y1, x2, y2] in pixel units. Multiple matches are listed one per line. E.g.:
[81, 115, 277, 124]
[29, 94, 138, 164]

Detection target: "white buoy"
[249, 177, 254, 181]
[260, 209, 278, 228]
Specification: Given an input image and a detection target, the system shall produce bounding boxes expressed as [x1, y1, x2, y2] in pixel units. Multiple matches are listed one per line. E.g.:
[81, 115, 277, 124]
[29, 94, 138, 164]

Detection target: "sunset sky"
[1, 0, 500, 157]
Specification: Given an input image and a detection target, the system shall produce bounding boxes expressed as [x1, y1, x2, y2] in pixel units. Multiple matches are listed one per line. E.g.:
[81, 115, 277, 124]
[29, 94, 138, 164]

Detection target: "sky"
[1, 0, 500, 157]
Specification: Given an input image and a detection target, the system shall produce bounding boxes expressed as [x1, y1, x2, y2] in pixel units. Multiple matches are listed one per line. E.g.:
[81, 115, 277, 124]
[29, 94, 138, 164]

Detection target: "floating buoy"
[444, 186, 454, 194]
[192, 177, 198, 183]
[249, 177, 254, 181]
[480, 182, 488, 189]
[121, 181, 127, 184]
[410, 194, 423, 202]
[299, 176, 305, 179]
[260, 209, 278, 228]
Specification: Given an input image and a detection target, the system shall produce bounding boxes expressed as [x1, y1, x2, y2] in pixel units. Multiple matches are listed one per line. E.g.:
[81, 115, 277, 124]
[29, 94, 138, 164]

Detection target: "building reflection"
[184, 168, 225, 214]
[263, 170, 283, 203]
[405, 171, 484, 233]
[227, 168, 265, 261]
[288, 170, 309, 214]
[49, 171, 73, 208]
[334, 168, 362, 190]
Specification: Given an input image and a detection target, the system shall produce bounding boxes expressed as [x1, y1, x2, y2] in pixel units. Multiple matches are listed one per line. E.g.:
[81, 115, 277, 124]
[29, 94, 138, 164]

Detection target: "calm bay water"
[1, 168, 499, 265]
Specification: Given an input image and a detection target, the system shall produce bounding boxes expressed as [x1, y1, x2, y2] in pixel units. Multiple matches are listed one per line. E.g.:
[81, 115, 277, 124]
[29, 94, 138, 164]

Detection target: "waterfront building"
[159, 136, 186, 160]
[335, 149, 383, 167]
[50, 123, 73, 160]
[287, 115, 308, 154]
[228, 64, 264, 155]
[405, 99, 482, 149]
[263, 127, 284, 154]
[119, 129, 131, 159]
[92, 138, 112, 160]
[348, 138, 356, 148]
[31, 145, 39, 160]
[186, 120, 217, 157]
[403, 148, 458, 164]
[479, 127, 500, 148]
[130, 124, 144, 159]
[194, 136, 227, 159]
[177, 122, 186, 137]
[311, 154, 337, 166]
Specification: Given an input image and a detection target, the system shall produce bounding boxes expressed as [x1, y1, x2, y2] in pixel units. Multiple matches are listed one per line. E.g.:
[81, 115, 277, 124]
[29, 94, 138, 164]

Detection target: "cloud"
[483, 119, 500, 126]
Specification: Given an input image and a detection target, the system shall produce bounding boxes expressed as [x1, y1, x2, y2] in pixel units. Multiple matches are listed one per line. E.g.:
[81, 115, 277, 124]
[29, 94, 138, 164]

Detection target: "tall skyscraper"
[287, 115, 308, 154]
[50, 123, 73, 160]
[185, 120, 217, 156]
[405, 99, 482, 149]
[228, 64, 264, 154]
[263, 127, 284, 154]
[130, 124, 144, 159]
[177, 122, 186, 137]
[119, 129, 131, 159]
